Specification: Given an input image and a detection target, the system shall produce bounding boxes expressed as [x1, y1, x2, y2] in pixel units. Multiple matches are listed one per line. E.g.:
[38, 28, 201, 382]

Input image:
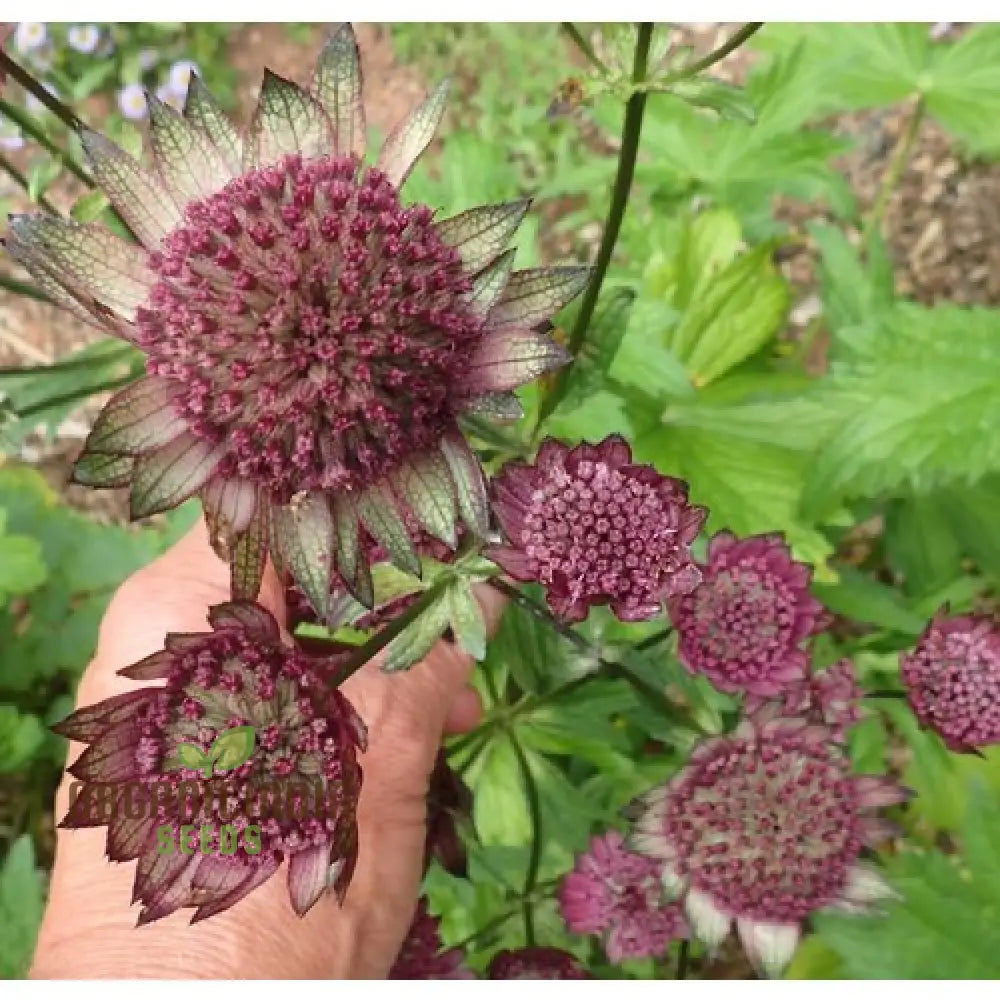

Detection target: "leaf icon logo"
[169, 726, 257, 779]
[209, 725, 257, 772]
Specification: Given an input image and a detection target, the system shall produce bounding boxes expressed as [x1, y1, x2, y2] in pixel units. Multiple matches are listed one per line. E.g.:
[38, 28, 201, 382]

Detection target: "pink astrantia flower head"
[488, 947, 589, 979]
[746, 659, 862, 741]
[901, 613, 1000, 752]
[668, 531, 826, 696]
[629, 711, 906, 977]
[560, 830, 688, 962]
[54, 601, 366, 925]
[389, 898, 473, 979]
[5, 23, 586, 618]
[489, 435, 706, 623]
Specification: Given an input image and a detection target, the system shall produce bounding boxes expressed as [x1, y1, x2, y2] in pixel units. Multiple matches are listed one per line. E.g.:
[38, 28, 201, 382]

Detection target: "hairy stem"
[335, 576, 454, 683]
[0, 52, 86, 132]
[0, 151, 58, 214]
[508, 731, 543, 946]
[665, 22, 763, 82]
[560, 23, 608, 74]
[865, 93, 925, 252]
[537, 22, 653, 427]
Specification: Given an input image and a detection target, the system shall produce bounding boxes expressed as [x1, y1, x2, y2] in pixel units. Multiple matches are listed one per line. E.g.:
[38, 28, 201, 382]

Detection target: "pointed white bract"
[737, 919, 800, 978]
[313, 23, 365, 159]
[685, 889, 731, 948]
[377, 78, 451, 188]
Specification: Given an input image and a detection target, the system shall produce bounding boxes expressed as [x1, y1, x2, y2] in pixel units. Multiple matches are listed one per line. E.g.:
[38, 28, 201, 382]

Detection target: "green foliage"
[0, 837, 45, 978]
[815, 782, 1000, 977]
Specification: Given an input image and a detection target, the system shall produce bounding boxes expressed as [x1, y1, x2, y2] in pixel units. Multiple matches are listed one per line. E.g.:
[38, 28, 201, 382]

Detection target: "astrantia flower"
[901, 613, 1000, 752]
[389, 898, 473, 979]
[488, 947, 589, 979]
[6, 24, 583, 617]
[630, 712, 905, 977]
[489, 436, 705, 623]
[54, 601, 366, 925]
[745, 659, 862, 742]
[560, 830, 688, 962]
[668, 531, 826, 696]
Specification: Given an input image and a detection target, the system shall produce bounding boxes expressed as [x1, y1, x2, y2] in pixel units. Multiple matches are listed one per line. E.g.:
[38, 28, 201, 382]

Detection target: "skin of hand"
[31, 521, 501, 979]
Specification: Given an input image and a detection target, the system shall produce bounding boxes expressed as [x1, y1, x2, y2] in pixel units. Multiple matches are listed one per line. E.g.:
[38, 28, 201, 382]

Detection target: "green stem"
[12, 373, 136, 420]
[664, 22, 763, 83]
[0, 273, 53, 305]
[540, 23, 653, 430]
[487, 578, 691, 725]
[866, 689, 906, 700]
[334, 576, 455, 683]
[0, 343, 135, 377]
[676, 939, 690, 979]
[509, 731, 542, 947]
[0, 99, 93, 189]
[634, 626, 673, 652]
[560, 23, 608, 74]
[0, 151, 59, 213]
[448, 878, 560, 951]
[0, 51, 86, 132]
[865, 93, 925, 252]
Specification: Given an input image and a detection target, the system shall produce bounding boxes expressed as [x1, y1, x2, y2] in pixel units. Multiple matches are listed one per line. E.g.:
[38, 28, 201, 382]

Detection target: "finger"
[443, 685, 483, 735]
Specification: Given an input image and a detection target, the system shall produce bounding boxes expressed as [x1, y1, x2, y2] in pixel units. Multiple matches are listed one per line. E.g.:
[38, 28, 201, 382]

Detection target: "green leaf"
[70, 190, 112, 225]
[0, 518, 46, 605]
[0, 706, 45, 773]
[812, 566, 926, 635]
[811, 222, 894, 333]
[815, 780, 1000, 977]
[446, 578, 487, 661]
[210, 725, 257, 771]
[0, 836, 45, 978]
[470, 735, 532, 846]
[27, 159, 61, 205]
[668, 78, 757, 123]
[634, 423, 837, 579]
[175, 742, 210, 770]
[802, 303, 1000, 517]
[382, 590, 451, 672]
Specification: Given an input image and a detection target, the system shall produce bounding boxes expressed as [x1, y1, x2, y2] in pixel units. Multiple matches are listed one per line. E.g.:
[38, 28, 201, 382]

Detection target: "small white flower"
[155, 84, 184, 112]
[68, 25, 101, 55]
[117, 83, 148, 121]
[168, 59, 199, 97]
[15, 22, 47, 53]
[138, 48, 159, 71]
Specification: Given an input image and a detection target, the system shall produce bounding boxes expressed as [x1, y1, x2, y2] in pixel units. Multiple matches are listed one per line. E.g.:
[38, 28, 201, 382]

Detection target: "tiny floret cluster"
[55, 601, 365, 924]
[669, 531, 825, 696]
[630, 711, 905, 976]
[746, 659, 862, 741]
[490, 436, 706, 623]
[389, 898, 472, 979]
[901, 613, 1000, 752]
[488, 947, 589, 979]
[560, 830, 688, 962]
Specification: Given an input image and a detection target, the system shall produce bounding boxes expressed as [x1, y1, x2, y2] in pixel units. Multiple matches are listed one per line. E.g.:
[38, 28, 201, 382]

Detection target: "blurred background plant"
[2, 20, 1000, 980]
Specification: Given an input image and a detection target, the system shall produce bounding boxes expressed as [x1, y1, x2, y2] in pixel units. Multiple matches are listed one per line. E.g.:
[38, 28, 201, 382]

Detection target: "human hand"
[31, 521, 500, 979]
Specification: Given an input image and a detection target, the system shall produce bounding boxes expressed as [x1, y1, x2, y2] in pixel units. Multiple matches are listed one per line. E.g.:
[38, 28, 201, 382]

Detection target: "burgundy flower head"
[389, 898, 473, 979]
[6, 23, 586, 617]
[489, 436, 706, 623]
[901, 613, 1000, 752]
[630, 710, 905, 977]
[746, 659, 862, 741]
[488, 947, 589, 979]
[424, 749, 472, 876]
[669, 531, 826, 696]
[560, 830, 688, 962]
[54, 601, 366, 925]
